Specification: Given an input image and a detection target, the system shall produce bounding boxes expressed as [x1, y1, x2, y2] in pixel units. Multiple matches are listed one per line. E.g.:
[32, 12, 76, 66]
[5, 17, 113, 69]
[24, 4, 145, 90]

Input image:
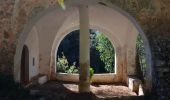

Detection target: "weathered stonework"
[12, 0, 50, 36]
[137, 6, 170, 99]
[115, 0, 170, 99]
[0, 0, 15, 75]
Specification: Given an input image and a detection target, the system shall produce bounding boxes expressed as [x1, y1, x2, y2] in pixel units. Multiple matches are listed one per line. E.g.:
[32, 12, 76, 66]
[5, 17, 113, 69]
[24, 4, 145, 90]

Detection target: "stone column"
[78, 5, 90, 93]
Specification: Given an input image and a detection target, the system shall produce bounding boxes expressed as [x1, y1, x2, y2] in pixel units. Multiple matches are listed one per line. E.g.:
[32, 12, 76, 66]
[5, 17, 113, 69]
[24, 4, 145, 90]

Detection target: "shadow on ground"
[28, 81, 152, 100]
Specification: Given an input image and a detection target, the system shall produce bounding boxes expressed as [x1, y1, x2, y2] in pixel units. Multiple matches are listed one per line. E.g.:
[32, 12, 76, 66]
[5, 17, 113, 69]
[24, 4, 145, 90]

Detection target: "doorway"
[20, 45, 29, 85]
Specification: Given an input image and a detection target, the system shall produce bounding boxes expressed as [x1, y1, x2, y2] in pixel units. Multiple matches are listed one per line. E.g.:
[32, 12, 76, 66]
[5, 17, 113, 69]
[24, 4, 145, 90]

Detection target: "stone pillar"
[78, 5, 90, 93]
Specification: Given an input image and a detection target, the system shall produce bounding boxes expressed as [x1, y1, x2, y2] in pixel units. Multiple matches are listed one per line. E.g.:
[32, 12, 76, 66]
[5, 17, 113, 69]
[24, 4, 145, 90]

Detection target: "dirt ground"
[28, 81, 148, 100]
[63, 83, 136, 97]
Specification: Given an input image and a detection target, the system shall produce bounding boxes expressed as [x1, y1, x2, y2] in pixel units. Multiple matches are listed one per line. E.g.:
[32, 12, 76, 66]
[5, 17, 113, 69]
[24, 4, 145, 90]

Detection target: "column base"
[79, 81, 90, 93]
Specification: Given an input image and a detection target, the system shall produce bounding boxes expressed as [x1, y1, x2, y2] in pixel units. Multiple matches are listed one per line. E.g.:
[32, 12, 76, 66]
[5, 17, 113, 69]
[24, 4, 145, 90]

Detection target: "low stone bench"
[138, 84, 144, 96]
[127, 76, 142, 94]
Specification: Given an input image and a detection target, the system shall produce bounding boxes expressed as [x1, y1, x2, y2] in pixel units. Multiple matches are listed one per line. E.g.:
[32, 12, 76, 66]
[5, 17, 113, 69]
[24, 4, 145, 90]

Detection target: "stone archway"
[13, 1, 153, 92]
[20, 45, 29, 85]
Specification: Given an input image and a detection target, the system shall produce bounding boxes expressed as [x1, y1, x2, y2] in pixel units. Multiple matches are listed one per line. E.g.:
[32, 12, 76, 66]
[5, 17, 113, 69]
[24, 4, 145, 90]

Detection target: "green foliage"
[136, 35, 147, 80]
[66, 62, 78, 74]
[89, 67, 94, 80]
[57, 0, 66, 10]
[57, 52, 69, 72]
[95, 33, 115, 73]
[57, 52, 78, 74]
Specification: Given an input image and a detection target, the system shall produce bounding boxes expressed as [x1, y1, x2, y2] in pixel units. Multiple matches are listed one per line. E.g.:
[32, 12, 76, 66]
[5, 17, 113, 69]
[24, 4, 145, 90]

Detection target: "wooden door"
[21, 45, 29, 85]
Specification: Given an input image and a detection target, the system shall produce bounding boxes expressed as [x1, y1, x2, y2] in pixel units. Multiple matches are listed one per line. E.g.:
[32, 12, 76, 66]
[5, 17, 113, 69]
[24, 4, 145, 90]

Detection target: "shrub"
[89, 67, 94, 82]
[57, 52, 69, 72]
[66, 62, 78, 74]
[57, 52, 78, 74]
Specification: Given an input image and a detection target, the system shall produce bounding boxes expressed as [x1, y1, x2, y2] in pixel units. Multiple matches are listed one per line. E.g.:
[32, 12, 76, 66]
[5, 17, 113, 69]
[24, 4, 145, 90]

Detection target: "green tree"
[95, 32, 115, 73]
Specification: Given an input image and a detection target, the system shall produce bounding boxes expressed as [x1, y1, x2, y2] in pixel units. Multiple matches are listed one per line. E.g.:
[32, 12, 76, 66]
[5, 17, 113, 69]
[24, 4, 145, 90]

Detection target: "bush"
[66, 62, 78, 74]
[57, 52, 69, 72]
[57, 52, 78, 74]
[89, 67, 94, 82]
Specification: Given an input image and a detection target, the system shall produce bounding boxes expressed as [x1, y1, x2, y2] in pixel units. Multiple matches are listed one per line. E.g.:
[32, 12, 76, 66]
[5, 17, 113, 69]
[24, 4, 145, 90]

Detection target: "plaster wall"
[35, 8, 73, 74]
[32, 4, 138, 82]
[24, 27, 39, 80]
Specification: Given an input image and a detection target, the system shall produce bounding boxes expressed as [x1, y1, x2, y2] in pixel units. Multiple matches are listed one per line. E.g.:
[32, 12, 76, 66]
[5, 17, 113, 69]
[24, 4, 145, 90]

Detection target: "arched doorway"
[20, 45, 29, 85]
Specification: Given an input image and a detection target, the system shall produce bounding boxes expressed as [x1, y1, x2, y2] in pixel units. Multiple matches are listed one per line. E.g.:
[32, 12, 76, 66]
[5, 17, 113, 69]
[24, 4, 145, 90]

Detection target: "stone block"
[138, 84, 144, 96]
[38, 75, 48, 85]
[128, 76, 142, 93]
[157, 68, 169, 73]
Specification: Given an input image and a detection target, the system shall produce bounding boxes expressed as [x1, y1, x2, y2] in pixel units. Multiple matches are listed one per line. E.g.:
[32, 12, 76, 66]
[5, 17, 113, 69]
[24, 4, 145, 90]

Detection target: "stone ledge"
[56, 73, 118, 83]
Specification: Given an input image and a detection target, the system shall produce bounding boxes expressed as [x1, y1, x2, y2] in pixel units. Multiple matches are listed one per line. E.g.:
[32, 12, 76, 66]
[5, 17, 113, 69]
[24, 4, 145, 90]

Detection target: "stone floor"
[28, 81, 147, 100]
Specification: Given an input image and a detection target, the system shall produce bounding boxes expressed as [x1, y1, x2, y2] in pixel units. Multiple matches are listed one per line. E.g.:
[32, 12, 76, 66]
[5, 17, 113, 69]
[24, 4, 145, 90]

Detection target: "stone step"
[127, 76, 143, 95]
[38, 75, 48, 85]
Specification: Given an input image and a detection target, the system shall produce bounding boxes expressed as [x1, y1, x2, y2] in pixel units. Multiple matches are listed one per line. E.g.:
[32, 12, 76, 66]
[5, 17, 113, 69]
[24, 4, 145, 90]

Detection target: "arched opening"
[55, 29, 117, 83]
[20, 45, 29, 85]
[56, 29, 115, 74]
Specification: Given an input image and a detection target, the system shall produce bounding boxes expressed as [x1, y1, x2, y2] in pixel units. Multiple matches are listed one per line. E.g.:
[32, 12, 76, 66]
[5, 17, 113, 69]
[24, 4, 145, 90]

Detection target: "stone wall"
[0, 0, 15, 75]
[137, 1, 170, 99]
[148, 15, 170, 100]
[110, 0, 170, 99]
